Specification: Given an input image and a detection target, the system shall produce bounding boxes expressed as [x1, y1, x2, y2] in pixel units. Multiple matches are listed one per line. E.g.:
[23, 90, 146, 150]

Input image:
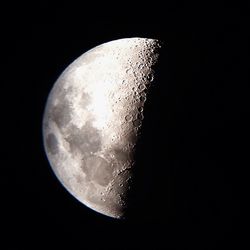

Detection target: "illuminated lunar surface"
[43, 37, 162, 218]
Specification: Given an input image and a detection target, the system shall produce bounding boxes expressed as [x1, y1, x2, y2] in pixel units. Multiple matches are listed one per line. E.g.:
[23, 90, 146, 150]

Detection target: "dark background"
[3, 2, 249, 249]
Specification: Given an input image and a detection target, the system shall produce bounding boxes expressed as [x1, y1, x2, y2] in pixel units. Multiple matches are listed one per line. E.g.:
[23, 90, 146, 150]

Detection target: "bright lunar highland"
[43, 37, 162, 218]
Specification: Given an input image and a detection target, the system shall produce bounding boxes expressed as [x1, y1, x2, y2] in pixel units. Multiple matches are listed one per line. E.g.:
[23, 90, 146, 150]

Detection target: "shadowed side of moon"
[43, 37, 163, 218]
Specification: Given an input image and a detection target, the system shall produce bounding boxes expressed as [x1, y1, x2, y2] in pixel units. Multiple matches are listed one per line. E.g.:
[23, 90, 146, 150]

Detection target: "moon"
[43, 37, 162, 219]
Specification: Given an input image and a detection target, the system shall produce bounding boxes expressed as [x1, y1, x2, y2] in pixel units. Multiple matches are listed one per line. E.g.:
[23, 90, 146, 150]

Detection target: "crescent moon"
[43, 37, 162, 218]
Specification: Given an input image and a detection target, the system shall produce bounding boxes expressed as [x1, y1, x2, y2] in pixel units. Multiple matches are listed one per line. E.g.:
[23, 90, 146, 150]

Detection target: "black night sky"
[3, 2, 249, 249]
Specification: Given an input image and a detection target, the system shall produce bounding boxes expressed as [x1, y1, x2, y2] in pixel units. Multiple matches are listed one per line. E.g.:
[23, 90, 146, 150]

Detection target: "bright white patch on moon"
[43, 37, 162, 218]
